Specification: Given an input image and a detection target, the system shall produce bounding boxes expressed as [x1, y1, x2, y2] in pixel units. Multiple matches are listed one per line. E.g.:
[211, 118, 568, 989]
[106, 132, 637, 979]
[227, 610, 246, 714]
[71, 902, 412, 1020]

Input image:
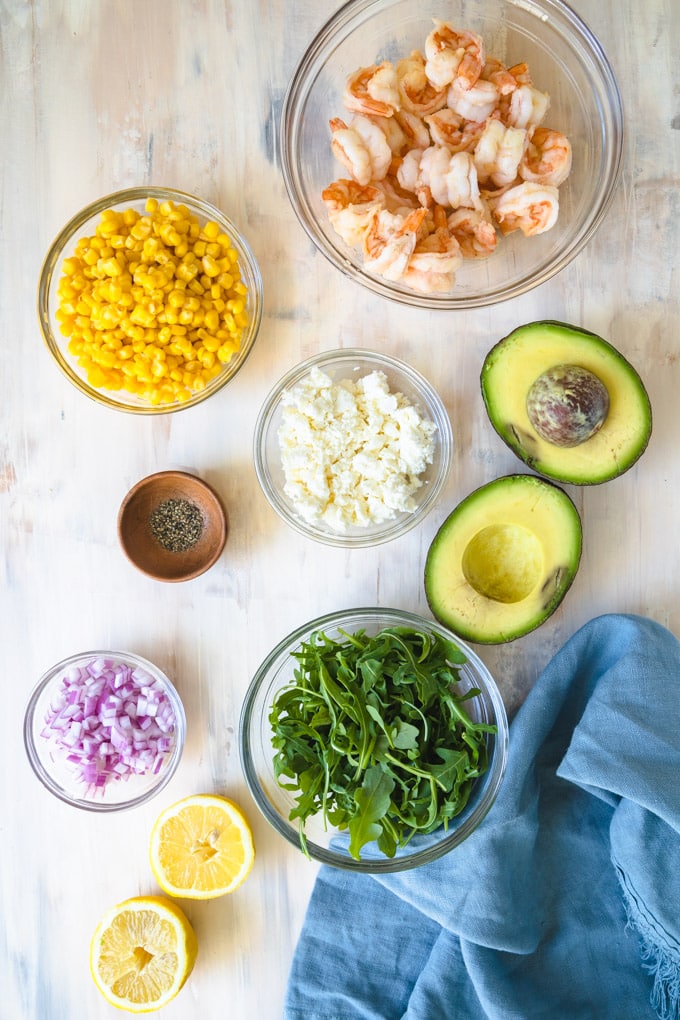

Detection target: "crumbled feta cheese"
[277, 366, 437, 532]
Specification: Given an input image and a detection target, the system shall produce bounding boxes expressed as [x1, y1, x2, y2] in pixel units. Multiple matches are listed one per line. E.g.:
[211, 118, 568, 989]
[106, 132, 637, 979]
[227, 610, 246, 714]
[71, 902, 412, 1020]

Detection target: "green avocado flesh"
[425, 474, 582, 644]
[481, 321, 652, 484]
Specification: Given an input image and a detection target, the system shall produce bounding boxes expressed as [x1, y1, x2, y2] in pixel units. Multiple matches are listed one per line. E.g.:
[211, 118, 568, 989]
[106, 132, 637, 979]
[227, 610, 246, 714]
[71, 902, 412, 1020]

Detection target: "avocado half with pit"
[425, 474, 582, 644]
[481, 321, 652, 485]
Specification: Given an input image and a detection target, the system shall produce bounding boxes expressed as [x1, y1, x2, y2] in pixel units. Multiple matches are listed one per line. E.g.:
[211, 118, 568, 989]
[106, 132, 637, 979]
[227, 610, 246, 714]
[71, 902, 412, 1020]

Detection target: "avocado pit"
[526, 364, 609, 447]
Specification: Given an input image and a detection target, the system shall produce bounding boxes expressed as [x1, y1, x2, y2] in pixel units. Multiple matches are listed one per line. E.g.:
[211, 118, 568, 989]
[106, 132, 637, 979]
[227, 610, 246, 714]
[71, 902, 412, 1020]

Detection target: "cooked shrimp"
[473, 119, 527, 187]
[394, 109, 432, 150]
[343, 62, 401, 118]
[395, 147, 425, 195]
[321, 179, 386, 246]
[473, 119, 505, 183]
[424, 107, 484, 152]
[417, 145, 455, 207]
[447, 76, 499, 122]
[362, 207, 428, 280]
[489, 181, 559, 236]
[406, 226, 462, 275]
[445, 151, 483, 210]
[519, 127, 572, 187]
[507, 62, 532, 86]
[366, 113, 409, 155]
[322, 23, 572, 295]
[481, 57, 520, 96]
[447, 207, 497, 258]
[373, 174, 421, 215]
[424, 20, 484, 91]
[401, 206, 462, 292]
[506, 84, 550, 131]
[489, 126, 527, 186]
[406, 233, 462, 277]
[417, 147, 482, 210]
[396, 50, 448, 116]
[402, 269, 456, 293]
[329, 115, 392, 185]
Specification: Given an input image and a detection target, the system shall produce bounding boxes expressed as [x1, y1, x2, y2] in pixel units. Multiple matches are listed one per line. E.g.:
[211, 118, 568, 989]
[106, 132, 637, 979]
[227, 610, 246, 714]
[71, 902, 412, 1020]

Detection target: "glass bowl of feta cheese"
[253, 348, 453, 547]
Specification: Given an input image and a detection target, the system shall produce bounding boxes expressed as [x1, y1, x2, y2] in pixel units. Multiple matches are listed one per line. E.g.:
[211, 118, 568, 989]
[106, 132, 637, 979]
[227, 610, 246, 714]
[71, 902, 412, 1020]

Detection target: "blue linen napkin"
[284, 614, 680, 1020]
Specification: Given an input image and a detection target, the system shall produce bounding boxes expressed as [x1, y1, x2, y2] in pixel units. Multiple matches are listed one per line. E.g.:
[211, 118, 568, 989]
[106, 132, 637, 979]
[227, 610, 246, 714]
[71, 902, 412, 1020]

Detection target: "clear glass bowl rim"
[253, 347, 454, 548]
[37, 186, 264, 413]
[279, 0, 625, 310]
[23, 648, 186, 812]
[239, 606, 509, 872]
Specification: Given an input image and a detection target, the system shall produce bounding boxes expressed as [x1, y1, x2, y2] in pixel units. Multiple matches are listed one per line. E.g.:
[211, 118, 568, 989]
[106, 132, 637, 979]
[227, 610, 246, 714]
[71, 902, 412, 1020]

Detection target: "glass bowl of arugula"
[239, 607, 508, 872]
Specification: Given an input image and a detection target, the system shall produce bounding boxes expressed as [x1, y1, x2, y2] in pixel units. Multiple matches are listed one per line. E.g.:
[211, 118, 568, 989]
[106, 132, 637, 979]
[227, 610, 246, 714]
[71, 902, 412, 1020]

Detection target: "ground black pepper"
[149, 498, 204, 553]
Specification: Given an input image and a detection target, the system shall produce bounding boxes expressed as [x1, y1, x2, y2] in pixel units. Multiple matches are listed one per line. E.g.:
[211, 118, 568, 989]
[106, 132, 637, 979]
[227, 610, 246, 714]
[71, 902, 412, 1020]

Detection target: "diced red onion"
[41, 655, 177, 796]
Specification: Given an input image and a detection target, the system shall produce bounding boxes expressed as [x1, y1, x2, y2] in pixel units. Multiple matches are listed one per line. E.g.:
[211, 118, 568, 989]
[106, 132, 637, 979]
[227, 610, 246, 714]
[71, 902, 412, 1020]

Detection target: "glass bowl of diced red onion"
[23, 650, 185, 812]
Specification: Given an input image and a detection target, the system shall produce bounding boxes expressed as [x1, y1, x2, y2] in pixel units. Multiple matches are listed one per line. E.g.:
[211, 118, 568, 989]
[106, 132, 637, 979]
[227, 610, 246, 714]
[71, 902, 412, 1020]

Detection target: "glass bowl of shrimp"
[280, 0, 623, 309]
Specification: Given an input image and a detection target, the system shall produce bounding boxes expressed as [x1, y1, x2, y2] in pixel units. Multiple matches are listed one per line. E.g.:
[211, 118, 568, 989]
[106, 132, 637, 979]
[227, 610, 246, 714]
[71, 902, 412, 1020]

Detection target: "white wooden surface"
[1, 1, 678, 1017]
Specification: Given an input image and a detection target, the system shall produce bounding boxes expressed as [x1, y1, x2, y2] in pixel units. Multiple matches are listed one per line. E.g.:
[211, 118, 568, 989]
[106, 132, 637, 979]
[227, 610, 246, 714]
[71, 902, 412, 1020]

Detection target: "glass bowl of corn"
[37, 187, 263, 413]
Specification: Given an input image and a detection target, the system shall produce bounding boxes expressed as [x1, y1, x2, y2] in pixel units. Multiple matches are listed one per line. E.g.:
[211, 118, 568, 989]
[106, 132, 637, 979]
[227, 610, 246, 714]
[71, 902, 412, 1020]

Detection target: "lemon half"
[150, 793, 255, 899]
[90, 895, 197, 1012]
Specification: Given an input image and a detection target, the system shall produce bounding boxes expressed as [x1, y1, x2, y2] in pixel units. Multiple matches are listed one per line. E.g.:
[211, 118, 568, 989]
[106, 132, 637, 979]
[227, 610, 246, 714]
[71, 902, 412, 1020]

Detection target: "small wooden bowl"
[117, 471, 227, 582]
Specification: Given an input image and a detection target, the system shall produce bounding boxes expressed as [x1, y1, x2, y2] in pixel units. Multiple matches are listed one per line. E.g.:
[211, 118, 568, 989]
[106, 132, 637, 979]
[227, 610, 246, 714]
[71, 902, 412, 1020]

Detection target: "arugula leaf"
[269, 625, 497, 861]
[348, 765, 395, 859]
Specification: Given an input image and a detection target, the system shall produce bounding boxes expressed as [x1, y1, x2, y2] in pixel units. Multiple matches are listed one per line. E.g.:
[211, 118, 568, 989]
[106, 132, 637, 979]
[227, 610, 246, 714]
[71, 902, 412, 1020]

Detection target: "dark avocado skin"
[480, 320, 652, 485]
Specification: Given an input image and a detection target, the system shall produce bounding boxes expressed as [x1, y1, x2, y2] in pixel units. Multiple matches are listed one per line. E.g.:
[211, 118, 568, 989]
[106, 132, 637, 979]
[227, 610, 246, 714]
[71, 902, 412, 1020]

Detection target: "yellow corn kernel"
[217, 343, 235, 364]
[198, 349, 216, 369]
[99, 257, 123, 278]
[86, 365, 108, 387]
[202, 335, 220, 353]
[204, 308, 220, 332]
[142, 238, 160, 260]
[159, 223, 181, 247]
[130, 217, 153, 241]
[98, 217, 122, 237]
[202, 220, 220, 240]
[176, 261, 198, 283]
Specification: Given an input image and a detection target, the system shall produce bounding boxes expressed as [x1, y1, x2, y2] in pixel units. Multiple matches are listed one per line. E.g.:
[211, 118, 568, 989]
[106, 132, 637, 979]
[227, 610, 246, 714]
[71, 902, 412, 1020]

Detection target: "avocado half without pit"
[481, 321, 652, 484]
[425, 474, 582, 644]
